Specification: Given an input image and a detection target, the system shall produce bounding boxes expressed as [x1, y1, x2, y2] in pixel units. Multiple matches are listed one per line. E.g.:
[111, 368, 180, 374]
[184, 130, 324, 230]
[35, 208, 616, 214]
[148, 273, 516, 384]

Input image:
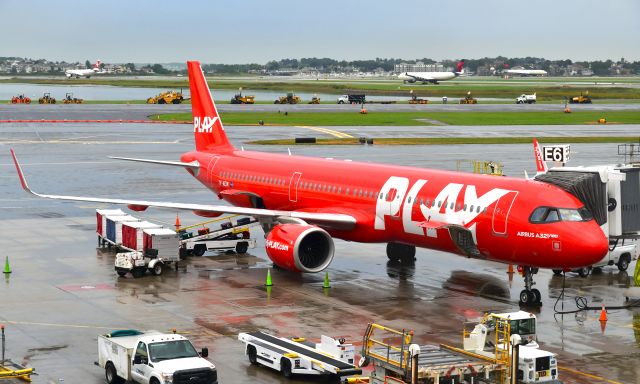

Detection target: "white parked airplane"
[398, 61, 464, 84]
[65, 60, 103, 79]
[503, 68, 547, 77]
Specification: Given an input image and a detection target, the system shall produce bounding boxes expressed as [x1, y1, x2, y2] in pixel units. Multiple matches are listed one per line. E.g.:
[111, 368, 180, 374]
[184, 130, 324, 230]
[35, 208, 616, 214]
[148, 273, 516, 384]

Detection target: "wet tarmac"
[1, 121, 640, 384]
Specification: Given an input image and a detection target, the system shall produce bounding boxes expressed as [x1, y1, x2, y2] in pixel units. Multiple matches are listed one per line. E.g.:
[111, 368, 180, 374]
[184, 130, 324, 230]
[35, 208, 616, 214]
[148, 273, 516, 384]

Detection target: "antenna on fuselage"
[288, 148, 292, 156]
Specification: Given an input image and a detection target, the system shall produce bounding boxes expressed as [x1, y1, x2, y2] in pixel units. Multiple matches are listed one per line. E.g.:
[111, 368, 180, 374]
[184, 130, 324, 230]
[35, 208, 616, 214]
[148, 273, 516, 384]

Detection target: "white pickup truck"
[98, 330, 217, 384]
[516, 93, 537, 104]
[553, 239, 638, 277]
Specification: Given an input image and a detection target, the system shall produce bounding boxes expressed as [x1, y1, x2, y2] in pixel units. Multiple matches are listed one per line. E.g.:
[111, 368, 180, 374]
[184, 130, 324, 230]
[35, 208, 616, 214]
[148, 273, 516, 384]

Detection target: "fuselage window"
[470, 205, 474, 212]
[456, 203, 461, 210]
[437, 201, 442, 208]
[338, 187, 342, 193]
[408, 196, 412, 204]
[450, 202, 454, 209]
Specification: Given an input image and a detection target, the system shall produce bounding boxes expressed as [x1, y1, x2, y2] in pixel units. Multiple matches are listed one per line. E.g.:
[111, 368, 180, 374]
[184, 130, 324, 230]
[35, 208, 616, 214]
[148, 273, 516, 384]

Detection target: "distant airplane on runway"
[398, 61, 465, 84]
[12, 61, 608, 306]
[65, 60, 103, 79]
[494, 65, 548, 77]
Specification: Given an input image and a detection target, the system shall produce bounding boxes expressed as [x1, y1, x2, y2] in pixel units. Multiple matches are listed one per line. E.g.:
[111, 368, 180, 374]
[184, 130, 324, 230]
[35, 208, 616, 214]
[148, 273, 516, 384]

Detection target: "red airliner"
[11, 61, 608, 305]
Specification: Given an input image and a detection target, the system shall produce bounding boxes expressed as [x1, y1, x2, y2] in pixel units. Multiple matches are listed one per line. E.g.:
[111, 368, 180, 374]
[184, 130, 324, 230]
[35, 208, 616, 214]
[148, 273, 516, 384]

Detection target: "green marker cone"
[3, 256, 11, 274]
[265, 268, 273, 287]
[323, 271, 330, 289]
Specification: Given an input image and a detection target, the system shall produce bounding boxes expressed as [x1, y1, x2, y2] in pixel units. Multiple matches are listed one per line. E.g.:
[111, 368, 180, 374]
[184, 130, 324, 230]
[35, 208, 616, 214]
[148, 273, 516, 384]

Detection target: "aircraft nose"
[574, 227, 609, 267]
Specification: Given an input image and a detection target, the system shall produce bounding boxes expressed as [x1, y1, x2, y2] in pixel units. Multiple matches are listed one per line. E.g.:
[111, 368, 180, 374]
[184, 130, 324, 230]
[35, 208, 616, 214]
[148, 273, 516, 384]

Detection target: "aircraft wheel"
[519, 290, 532, 305]
[386, 242, 416, 264]
[531, 288, 541, 304]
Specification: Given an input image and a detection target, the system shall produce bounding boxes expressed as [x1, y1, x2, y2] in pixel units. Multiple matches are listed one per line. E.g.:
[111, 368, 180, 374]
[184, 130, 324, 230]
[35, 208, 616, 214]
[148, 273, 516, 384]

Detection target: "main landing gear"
[519, 266, 541, 306]
[386, 242, 416, 264]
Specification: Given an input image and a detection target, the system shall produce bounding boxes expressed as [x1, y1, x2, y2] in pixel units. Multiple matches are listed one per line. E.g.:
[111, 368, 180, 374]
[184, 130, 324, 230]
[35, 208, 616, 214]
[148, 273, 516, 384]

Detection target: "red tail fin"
[456, 61, 464, 72]
[187, 61, 233, 152]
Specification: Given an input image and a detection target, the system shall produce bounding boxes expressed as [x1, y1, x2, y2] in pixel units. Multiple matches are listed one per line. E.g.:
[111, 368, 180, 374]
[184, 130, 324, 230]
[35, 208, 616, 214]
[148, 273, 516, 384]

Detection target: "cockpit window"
[530, 206, 592, 223]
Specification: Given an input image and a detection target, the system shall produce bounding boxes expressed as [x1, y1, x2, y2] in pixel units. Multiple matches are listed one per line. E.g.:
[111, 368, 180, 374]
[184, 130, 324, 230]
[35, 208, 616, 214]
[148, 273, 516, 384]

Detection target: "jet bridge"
[535, 163, 640, 239]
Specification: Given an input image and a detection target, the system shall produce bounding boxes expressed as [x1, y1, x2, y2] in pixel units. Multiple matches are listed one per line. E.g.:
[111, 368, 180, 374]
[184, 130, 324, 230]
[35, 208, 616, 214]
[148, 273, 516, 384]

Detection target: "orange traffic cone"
[175, 213, 181, 230]
[599, 304, 607, 322]
[507, 264, 514, 274]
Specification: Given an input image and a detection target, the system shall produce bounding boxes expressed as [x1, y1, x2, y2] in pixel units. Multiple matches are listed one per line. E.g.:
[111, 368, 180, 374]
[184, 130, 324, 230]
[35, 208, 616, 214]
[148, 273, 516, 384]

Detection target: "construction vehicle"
[568, 92, 592, 104]
[38, 92, 56, 104]
[238, 331, 361, 379]
[10, 94, 31, 104]
[456, 160, 504, 176]
[337, 94, 366, 104]
[274, 92, 301, 104]
[97, 330, 217, 384]
[63, 92, 84, 104]
[516, 93, 536, 104]
[463, 311, 560, 383]
[147, 90, 185, 104]
[459, 91, 478, 104]
[309, 96, 321, 104]
[230, 91, 255, 104]
[408, 95, 429, 104]
[408, 90, 428, 104]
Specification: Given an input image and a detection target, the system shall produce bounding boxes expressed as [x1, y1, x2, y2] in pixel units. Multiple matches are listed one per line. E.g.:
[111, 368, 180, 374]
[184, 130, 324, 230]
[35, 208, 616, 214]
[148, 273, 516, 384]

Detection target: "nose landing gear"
[519, 266, 542, 306]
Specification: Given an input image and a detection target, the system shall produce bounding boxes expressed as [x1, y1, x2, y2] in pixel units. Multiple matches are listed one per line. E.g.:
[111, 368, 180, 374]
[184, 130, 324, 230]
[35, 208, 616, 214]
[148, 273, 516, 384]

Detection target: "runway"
[1, 119, 639, 384]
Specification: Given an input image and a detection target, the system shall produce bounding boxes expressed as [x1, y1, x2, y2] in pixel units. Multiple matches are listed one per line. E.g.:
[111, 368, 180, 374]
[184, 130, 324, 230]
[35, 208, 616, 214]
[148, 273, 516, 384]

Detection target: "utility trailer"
[180, 217, 258, 257]
[121, 221, 163, 252]
[96, 209, 126, 243]
[238, 331, 361, 379]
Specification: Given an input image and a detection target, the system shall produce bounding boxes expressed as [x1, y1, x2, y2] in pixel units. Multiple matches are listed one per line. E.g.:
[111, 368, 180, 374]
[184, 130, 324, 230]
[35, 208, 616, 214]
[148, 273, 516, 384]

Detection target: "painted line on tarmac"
[0, 140, 181, 145]
[4, 320, 125, 330]
[558, 366, 623, 384]
[295, 125, 353, 138]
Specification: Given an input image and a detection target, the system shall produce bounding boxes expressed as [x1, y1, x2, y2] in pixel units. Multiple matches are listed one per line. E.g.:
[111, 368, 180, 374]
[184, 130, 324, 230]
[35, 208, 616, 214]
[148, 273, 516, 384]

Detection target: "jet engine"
[265, 224, 334, 273]
[405, 78, 416, 83]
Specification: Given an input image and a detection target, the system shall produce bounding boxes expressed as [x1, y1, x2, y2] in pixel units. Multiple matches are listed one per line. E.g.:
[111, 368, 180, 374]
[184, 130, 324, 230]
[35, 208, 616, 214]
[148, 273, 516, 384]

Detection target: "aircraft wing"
[10, 149, 356, 231]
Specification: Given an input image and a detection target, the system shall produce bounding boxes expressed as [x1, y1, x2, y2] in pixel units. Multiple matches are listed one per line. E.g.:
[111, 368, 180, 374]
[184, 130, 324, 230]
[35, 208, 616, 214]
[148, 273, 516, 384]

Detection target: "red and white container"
[121, 221, 162, 251]
[142, 228, 179, 261]
[96, 209, 126, 238]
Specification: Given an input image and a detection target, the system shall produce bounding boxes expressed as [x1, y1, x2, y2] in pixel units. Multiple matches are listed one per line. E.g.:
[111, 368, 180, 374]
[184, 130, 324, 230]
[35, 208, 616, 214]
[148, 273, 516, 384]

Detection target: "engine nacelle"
[265, 224, 334, 273]
[405, 78, 416, 83]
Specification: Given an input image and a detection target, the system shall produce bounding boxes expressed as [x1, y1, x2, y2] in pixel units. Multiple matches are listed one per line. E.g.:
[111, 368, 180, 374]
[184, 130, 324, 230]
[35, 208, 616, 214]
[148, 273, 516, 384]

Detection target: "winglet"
[10, 149, 33, 194]
[533, 139, 548, 174]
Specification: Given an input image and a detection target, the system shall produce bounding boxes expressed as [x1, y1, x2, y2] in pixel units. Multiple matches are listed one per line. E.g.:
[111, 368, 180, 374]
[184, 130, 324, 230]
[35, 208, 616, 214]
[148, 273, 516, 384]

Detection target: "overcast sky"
[1, 0, 638, 64]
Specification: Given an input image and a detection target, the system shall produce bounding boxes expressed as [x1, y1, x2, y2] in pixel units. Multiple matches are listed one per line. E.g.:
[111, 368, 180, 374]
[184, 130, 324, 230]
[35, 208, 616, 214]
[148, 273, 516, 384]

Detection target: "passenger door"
[492, 191, 518, 236]
[289, 172, 302, 203]
[206, 156, 220, 185]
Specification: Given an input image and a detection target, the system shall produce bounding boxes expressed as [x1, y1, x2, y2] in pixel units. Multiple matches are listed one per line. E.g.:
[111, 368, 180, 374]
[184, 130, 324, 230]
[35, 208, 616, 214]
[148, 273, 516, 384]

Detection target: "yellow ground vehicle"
[38, 93, 56, 104]
[569, 93, 592, 104]
[274, 92, 301, 104]
[63, 93, 83, 104]
[408, 95, 428, 104]
[230, 92, 255, 104]
[147, 90, 185, 104]
[459, 92, 477, 104]
[309, 96, 321, 104]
